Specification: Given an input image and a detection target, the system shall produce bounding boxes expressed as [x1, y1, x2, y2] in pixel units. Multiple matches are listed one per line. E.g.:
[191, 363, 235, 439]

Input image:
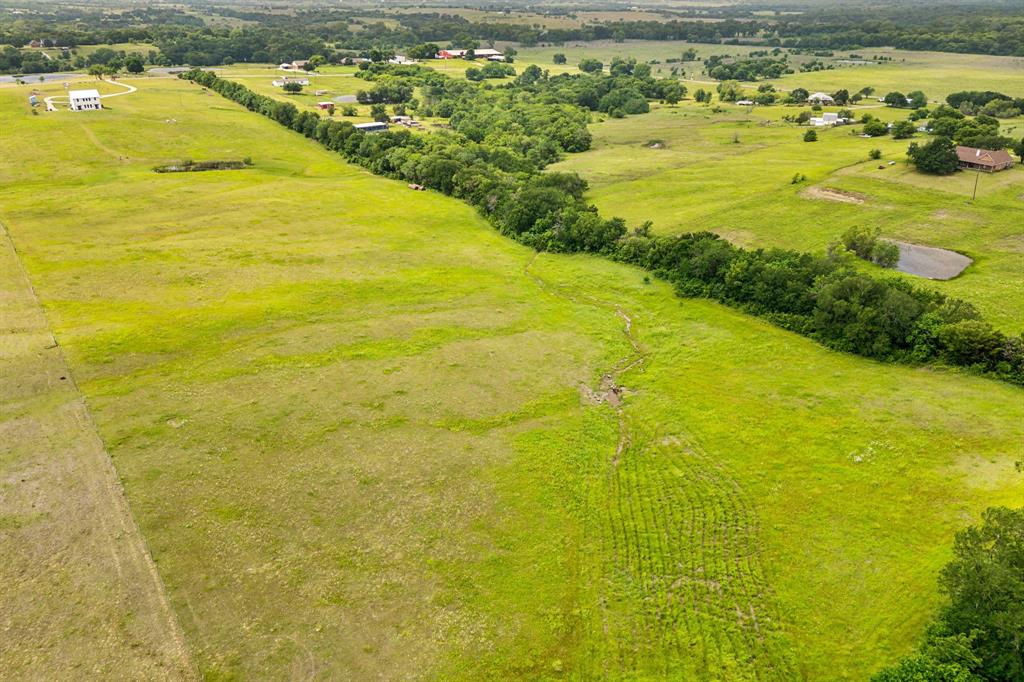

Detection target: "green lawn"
[1, 75, 1022, 680]
[551, 102, 1024, 332]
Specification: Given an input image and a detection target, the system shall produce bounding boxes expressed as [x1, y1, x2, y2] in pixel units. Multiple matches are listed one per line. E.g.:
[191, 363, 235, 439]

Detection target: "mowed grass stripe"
[0, 220, 198, 679]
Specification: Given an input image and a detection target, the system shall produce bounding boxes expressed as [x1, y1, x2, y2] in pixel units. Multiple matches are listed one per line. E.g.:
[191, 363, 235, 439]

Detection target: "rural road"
[43, 79, 137, 110]
[0, 71, 84, 83]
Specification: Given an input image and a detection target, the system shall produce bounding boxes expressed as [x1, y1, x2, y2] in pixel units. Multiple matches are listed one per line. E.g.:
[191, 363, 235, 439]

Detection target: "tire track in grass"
[522, 253, 795, 679]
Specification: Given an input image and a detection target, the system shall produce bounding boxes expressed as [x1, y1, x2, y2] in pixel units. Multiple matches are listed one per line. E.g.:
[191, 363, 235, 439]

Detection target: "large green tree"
[938, 506, 1024, 679]
[907, 137, 959, 175]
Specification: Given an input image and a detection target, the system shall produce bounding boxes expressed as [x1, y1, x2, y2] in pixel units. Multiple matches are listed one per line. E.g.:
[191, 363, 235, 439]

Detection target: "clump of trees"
[946, 90, 1024, 118]
[872, 507, 1024, 682]
[465, 61, 515, 81]
[835, 226, 899, 268]
[907, 137, 959, 175]
[927, 105, 1014, 150]
[884, 90, 928, 109]
[179, 66, 1024, 386]
[704, 54, 790, 80]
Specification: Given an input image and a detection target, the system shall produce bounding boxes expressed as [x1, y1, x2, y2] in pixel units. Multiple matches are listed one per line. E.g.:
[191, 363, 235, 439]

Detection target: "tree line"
[178, 66, 1024, 386]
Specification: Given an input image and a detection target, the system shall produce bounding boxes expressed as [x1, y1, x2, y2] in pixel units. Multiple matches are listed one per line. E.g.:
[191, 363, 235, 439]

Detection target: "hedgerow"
[180, 67, 1024, 385]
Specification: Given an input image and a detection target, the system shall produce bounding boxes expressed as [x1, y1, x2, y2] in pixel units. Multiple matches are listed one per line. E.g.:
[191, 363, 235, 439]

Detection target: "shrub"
[869, 148, 882, 159]
[803, 129, 818, 142]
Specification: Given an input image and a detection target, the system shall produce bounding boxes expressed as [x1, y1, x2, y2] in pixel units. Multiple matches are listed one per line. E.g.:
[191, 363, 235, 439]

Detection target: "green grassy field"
[510, 42, 1024, 101]
[551, 101, 1024, 332]
[1, 74, 1022, 680]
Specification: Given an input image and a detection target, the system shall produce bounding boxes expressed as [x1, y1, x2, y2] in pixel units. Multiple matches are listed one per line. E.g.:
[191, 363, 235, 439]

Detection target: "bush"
[839, 226, 899, 268]
[803, 129, 818, 142]
[869, 148, 882, 159]
[871, 240, 900, 268]
[863, 120, 888, 137]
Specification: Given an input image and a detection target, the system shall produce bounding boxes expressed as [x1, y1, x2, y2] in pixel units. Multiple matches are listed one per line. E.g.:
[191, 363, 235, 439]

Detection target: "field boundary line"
[0, 217, 200, 680]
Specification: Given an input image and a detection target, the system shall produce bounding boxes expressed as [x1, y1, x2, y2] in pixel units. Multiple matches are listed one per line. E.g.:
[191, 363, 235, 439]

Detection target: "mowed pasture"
[1, 76, 1022, 680]
[551, 102, 1024, 332]
[511, 41, 1024, 100]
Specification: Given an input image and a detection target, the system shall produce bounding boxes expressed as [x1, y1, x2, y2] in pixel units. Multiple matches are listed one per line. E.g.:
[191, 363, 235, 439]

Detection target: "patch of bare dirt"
[579, 374, 627, 408]
[994, 234, 1024, 253]
[800, 186, 867, 204]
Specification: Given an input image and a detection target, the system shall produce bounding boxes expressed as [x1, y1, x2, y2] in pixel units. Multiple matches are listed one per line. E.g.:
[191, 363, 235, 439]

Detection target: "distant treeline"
[181, 66, 1024, 386]
[2, 2, 1022, 75]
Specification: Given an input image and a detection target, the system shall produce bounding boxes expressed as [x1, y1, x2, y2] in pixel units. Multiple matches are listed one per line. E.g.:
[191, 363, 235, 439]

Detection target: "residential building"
[68, 89, 102, 111]
[271, 76, 310, 87]
[809, 112, 846, 126]
[807, 92, 835, 105]
[956, 146, 1015, 172]
[437, 48, 505, 61]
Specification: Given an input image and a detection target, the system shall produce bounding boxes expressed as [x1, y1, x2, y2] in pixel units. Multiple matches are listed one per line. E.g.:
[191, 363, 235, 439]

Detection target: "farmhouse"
[437, 48, 505, 61]
[271, 76, 310, 87]
[956, 146, 1015, 172]
[68, 89, 102, 111]
[317, 102, 333, 110]
[736, 99, 755, 106]
[353, 122, 388, 133]
[807, 92, 835, 105]
[278, 60, 310, 71]
[809, 112, 846, 126]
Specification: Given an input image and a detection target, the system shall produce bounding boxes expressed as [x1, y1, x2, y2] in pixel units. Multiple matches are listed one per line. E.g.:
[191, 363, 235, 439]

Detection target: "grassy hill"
[0, 74, 1021, 680]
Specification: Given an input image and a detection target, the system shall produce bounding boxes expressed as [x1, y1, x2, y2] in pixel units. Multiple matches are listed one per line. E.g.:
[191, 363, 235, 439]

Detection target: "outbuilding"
[807, 92, 835, 105]
[353, 122, 388, 133]
[68, 89, 102, 111]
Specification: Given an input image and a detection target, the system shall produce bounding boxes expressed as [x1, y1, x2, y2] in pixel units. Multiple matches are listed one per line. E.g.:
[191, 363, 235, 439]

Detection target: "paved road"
[0, 72, 84, 83]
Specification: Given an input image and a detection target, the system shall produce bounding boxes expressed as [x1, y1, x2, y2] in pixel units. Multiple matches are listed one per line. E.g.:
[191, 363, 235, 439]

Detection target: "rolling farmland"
[1, 71, 1022, 679]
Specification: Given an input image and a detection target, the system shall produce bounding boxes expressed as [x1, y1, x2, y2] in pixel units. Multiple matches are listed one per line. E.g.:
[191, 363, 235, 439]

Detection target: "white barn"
[69, 89, 102, 111]
[807, 92, 835, 105]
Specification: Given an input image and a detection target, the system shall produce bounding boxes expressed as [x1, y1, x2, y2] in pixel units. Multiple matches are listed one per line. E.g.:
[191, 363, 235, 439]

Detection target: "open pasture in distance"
[550, 102, 1024, 332]
[386, 7, 684, 29]
[763, 48, 1024, 101]
[1, 73, 1023, 680]
[510, 41, 1024, 101]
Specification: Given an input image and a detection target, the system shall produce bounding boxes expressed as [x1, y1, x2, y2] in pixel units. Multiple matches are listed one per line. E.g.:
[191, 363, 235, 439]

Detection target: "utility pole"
[971, 169, 980, 201]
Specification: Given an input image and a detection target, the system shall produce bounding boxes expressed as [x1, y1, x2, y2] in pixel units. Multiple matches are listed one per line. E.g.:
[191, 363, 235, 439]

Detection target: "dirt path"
[0, 220, 197, 679]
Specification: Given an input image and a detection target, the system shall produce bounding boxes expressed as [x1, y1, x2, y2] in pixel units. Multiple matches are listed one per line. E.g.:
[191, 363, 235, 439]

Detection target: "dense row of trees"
[180, 65, 1024, 385]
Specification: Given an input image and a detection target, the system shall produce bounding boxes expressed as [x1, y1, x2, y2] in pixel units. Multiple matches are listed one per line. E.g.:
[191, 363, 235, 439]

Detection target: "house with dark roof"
[956, 146, 1015, 172]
